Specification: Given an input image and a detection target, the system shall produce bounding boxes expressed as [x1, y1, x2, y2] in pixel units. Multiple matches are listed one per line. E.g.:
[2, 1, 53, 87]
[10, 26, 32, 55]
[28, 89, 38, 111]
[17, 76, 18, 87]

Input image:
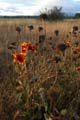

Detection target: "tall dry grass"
[0, 18, 80, 120]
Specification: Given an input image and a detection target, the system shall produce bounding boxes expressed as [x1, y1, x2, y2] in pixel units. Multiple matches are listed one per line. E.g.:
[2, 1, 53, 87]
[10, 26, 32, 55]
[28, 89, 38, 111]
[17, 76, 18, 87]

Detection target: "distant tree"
[39, 6, 65, 21]
[48, 6, 65, 21]
[39, 13, 48, 20]
[74, 13, 80, 18]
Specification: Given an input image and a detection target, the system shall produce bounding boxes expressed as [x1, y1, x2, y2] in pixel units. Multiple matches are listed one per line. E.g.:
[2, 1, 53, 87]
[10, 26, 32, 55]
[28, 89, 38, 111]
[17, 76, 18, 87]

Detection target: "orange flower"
[21, 42, 27, 49]
[21, 42, 37, 53]
[21, 49, 26, 55]
[21, 48, 27, 56]
[13, 53, 26, 64]
[27, 43, 37, 52]
[21, 42, 27, 55]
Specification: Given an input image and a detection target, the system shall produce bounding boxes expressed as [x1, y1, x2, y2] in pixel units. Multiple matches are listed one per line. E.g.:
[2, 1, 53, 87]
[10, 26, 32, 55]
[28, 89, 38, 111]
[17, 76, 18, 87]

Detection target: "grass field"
[0, 18, 80, 120]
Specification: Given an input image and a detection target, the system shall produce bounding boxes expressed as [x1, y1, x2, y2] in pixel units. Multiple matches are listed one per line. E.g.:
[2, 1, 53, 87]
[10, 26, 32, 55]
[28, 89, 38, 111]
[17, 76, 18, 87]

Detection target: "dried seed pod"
[16, 26, 22, 33]
[54, 30, 59, 36]
[28, 24, 34, 31]
[38, 26, 43, 32]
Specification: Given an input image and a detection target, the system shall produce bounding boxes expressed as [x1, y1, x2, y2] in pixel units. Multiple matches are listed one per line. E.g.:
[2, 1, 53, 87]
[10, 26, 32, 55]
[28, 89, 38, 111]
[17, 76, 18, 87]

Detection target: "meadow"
[0, 18, 80, 120]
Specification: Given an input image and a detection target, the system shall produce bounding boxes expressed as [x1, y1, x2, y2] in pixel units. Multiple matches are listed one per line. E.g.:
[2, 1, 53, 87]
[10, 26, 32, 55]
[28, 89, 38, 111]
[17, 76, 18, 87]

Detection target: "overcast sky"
[0, 0, 80, 16]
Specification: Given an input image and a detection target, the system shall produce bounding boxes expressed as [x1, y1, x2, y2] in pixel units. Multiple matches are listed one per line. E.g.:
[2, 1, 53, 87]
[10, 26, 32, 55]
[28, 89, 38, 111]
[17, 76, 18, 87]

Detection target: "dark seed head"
[38, 26, 43, 32]
[8, 45, 16, 50]
[28, 24, 34, 30]
[11, 42, 16, 46]
[16, 26, 22, 33]
[57, 43, 68, 52]
[54, 30, 59, 36]
[57, 43, 69, 56]
[73, 26, 78, 31]
[72, 26, 78, 37]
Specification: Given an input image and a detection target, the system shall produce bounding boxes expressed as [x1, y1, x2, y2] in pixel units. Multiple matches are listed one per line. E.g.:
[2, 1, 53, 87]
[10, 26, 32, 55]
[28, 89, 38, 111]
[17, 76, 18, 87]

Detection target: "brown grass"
[0, 18, 80, 120]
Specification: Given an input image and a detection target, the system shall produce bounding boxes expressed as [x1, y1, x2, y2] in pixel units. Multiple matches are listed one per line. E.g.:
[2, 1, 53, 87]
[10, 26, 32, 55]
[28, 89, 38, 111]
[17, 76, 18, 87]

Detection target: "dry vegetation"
[0, 18, 80, 120]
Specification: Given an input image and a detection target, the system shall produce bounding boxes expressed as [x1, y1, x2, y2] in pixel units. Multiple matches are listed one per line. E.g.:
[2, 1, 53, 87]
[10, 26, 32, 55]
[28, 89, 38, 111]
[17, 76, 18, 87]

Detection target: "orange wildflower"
[21, 42, 27, 55]
[21, 42, 37, 53]
[21, 42, 27, 49]
[13, 53, 26, 64]
[21, 48, 27, 56]
[27, 43, 37, 52]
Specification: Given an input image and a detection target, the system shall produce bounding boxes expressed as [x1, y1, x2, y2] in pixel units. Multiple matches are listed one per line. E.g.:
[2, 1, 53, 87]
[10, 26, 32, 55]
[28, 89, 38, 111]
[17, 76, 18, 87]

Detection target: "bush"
[39, 6, 65, 21]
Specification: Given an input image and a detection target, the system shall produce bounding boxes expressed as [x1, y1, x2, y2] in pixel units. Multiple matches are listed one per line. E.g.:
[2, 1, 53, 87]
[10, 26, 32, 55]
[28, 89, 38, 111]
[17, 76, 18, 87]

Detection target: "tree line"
[0, 6, 80, 20]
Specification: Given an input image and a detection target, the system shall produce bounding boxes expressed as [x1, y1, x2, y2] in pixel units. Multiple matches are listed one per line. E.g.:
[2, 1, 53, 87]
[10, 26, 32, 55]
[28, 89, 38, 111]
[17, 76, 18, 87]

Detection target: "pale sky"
[0, 0, 80, 16]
